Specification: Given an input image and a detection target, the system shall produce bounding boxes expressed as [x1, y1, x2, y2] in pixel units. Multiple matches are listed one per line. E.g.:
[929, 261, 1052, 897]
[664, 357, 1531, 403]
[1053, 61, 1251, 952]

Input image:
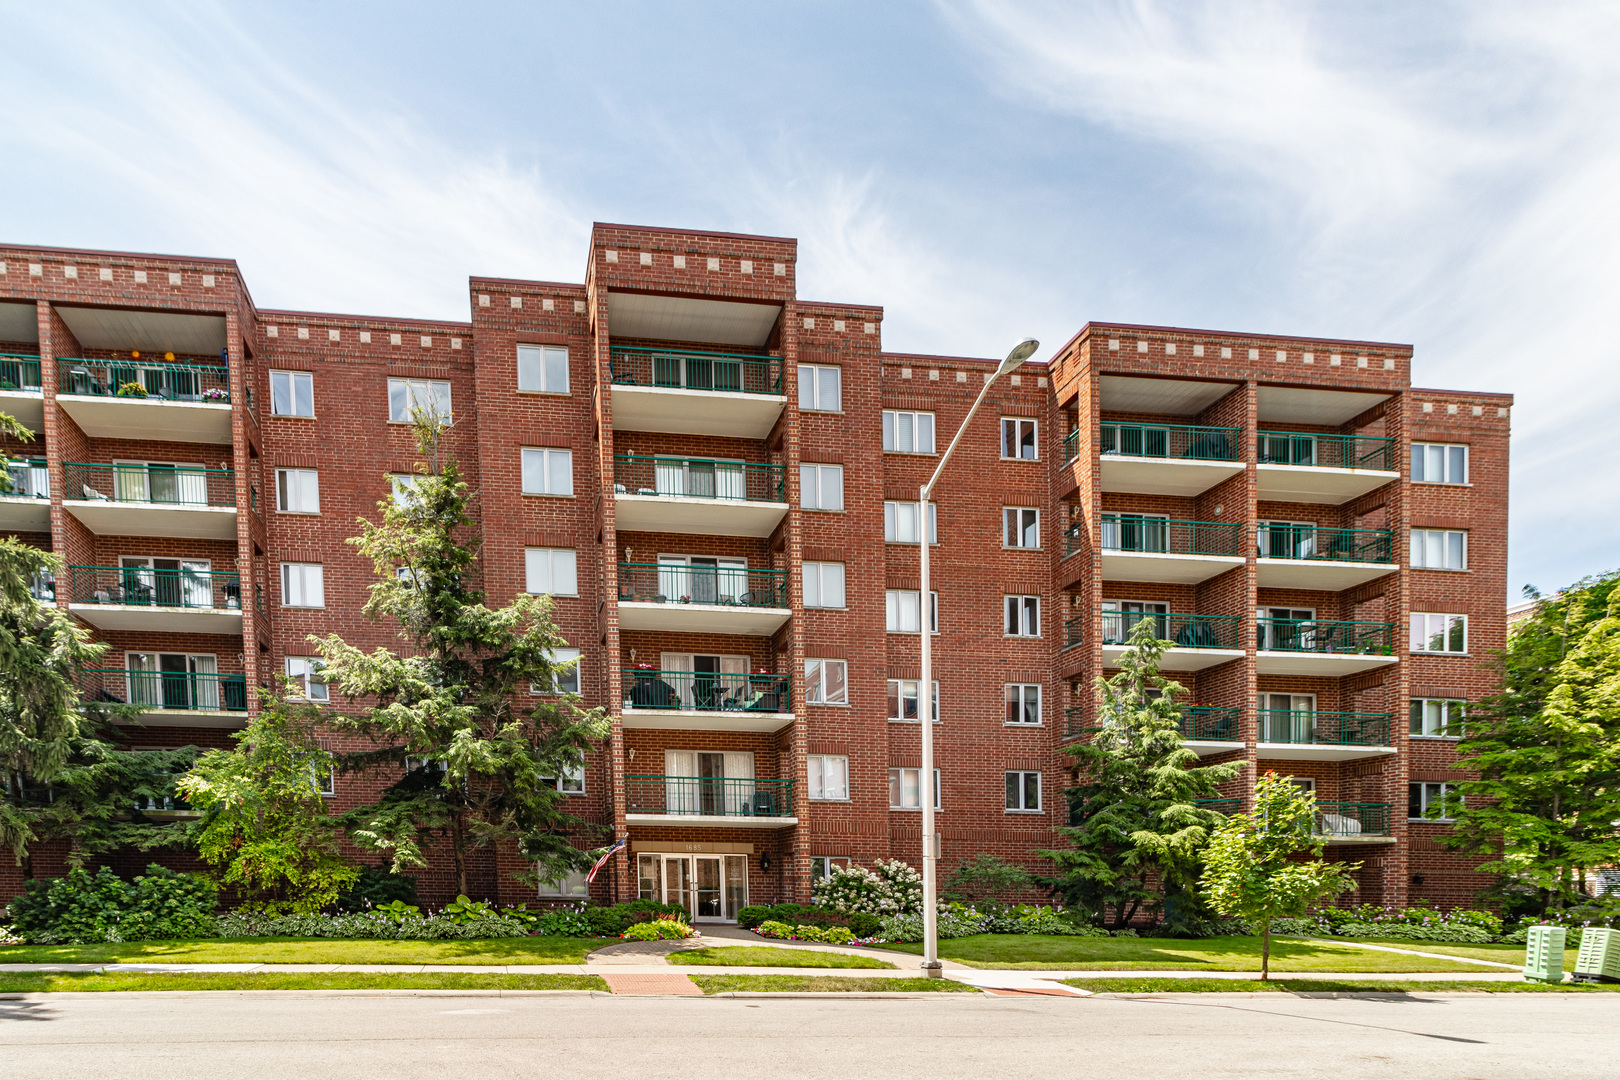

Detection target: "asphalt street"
[2, 991, 1616, 1080]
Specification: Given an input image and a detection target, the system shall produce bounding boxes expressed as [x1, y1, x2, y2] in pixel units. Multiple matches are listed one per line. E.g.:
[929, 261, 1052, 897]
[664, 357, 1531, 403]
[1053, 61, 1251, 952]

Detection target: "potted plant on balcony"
[202, 387, 229, 402]
[116, 381, 148, 398]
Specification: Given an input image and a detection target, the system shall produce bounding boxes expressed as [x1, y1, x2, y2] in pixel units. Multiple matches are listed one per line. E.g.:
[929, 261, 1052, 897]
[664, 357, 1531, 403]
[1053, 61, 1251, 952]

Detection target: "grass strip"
[674, 946, 892, 969]
[0, 971, 607, 993]
[873, 934, 1488, 972]
[0, 937, 598, 967]
[691, 975, 980, 994]
[1061, 976, 1620, 995]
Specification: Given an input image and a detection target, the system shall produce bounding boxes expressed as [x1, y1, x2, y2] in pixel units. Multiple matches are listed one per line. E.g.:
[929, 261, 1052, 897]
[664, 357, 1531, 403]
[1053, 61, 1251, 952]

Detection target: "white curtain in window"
[665, 750, 697, 814]
[723, 751, 754, 815]
[190, 654, 219, 709]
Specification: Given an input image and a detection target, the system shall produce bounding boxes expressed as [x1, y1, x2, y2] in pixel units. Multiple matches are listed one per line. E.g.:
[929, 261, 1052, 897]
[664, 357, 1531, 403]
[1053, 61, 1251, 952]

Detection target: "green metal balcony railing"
[69, 565, 242, 610]
[1255, 523, 1393, 564]
[609, 346, 783, 396]
[625, 775, 795, 818]
[3, 459, 49, 499]
[622, 668, 791, 713]
[64, 463, 236, 508]
[1314, 802, 1393, 838]
[56, 358, 230, 403]
[1064, 704, 1244, 742]
[1256, 618, 1395, 655]
[1195, 798, 1244, 815]
[1063, 428, 1080, 464]
[1098, 515, 1245, 557]
[1103, 610, 1243, 650]
[617, 563, 787, 607]
[0, 353, 42, 392]
[1103, 421, 1242, 461]
[1256, 710, 1393, 747]
[1257, 430, 1395, 471]
[613, 454, 785, 503]
[80, 668, 249, 713]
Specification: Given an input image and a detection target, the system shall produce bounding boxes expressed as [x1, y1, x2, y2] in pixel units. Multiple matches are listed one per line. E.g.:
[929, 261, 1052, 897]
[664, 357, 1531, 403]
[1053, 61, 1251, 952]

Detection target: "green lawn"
[0, 971, 606, 993]
[0, 937, 598, 966]
[691, 974, 980, 994]
[1063, 976, 1620, 995]
[675, 946, 892, 969]
[874, 934, 1491, 972]
[1345, 938, 1579, 967]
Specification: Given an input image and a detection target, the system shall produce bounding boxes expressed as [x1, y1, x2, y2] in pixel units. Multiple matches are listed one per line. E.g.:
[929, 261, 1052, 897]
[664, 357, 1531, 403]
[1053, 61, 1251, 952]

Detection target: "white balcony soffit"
[1320, 834, 1398, 845]
[54, 396, 233, 444]
[1255, 558, 1396, 591]
[619, 707, 795, 734]
[64, 500, 238, 541]
[1255, 650, 1399, 677]
[606, 292, 781, 347]
[1185, 740, 1247, 758]
[1256, 743, 1399, 763]
[613, 493, 788, 538]
[0, 301, 38, 343]
[610, 385, 784, 439]
[67, 604, 244, 634]
[1098, 376, 1238, 415]
[1102, 644, 1246, 672]
[616, 600, 790, 636]
[1256, 463, 1399, 505]
[624, 813, 798, 828]
[111, 710, 248, 730]
[1100, 456, 1246, 497]
[1256, 386, 1390, 425]
[54, 306, 228, 354]
[0, 391, 44, 429]
[0, 496, 51, 532]
[1099, 550, 1245, 584]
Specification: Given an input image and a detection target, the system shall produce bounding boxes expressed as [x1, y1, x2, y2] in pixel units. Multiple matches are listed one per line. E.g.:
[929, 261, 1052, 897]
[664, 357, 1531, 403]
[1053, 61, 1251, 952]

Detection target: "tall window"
[270, 371, 313, 417]
[886, 589, 938, 633]
[805, 658, 848, 704]
[1001, 418, 1038, 460]
[1005, 595, 1040, 637]
[525, 548, 579, 596]
[521, 448, 574, 496]
[387, 378, 452, 423]
[799, 364, 842, 412]
[887, 679, 939, 722]
[1411, 529, 1466, 570]
[1409, 782, 1458, 821]
[800, 464, 844, 511]
[889, 767, 940, 810]
[1411, 613, 1467, 654]
[1005, 771, 1041, 812]
[807, 755, 849, 801]
[1412, 442, 1467, 484]
[276, 468, 320, 514]
[390, 473, 421, 507]
[534, 647, 581, 695]
[1005, 684, 1041, 725]
[280, 563, 325, 608]
[1410, 698, 1464, 737]
[1004, 508, 1040, 549]
[882, 410, 935, 454]
[803, 562, 846, 609]
[517, 345, 569, 394]
[883, 501, 937, 544]
[284, 656, 328, 701]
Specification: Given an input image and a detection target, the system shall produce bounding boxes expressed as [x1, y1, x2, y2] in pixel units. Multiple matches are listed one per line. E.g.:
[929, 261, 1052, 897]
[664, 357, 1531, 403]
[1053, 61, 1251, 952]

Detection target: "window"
[1411, 613, 1467, 654]
[280, 563, 325, 608]
[538, 868, 589, 898]
[1259, 693, 1315, 742]
[1412, 442, 1467, 484]
[285, 657, 328, 702]
[883, 501, 937, 544]
[807, 755, 849, 801]
[1001, 418, 1038, 460]
[1004, 508, 1040, 549]
[517, 344, 570, 394]
[889, 767, 940, 810]
[1411, 698, 1464, 737]
[1102, 600, 1169, 644]
[799, 364, 842, 412]
[1006, 595, 1041, 637]
[390, 473, 421, 507]
[1005, 771, 1041, 812]
[275, 468, 320, 514]
[886, 589, 938, 634]
[387, 378, 452, 423]
[539, 763, 586, 794]
[1411, 529, 1466, 570]
[800, 464, 844, 511]
[1409, 782, 1458, 821]
[1256, 606, 1315, 651]
[1005, 684, 1041, 725]
[882, 410, 935, 454]
[533, 647, 581, 695]
[887, 679, 940, 722]
[312, 765, 336, 798]
[525, 548, 579, 596]
[805, 659, 848, 705]
[809, 856, 851, 883]
[521, 448, 574, 496]
[803, 562, 846, 609]
[124, 652, 225, 711]
[270, 370, 313, 417]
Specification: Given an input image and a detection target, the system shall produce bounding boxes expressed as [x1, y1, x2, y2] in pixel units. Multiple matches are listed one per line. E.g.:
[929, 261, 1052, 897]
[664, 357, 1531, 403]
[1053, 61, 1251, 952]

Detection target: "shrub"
[754, 920, 796, 939]
[334, 866, 419, 913]
[441, 895, 499, 924]
[622, 918, 694, 941]
[848, 912, 884, 938]
[7, 865, 217, 945]
[215, 911, 529, 939]
[812, 859, 923, 916]
[1337, 921, 1493, 944]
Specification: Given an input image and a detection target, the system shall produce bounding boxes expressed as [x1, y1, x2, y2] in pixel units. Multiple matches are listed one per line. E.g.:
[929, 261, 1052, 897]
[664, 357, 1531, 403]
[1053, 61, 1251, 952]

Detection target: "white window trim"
[1005, 594, 1041, 638]
[886, 678, 941, 723]
[803, 561, 847, 610]
[1000, 417, 1039, 461]
[885, 589, 939, 634]
[275, 467, 321, 515]
[1410, 528, 1468, 571]
[1409, 781, 1458, 821]
[269, 370, 315, 418]
[531, 647, 582, 696]
[1411, 612, 1468, 654]
[1003, 507, 1041, 550]
[1410, 698, 1465, 740]
[881, 409, 937, 455]
[284, 656, 328, 702]
[280, 562, 326, 609]
[525, 547, 580, 597]
[387, 377, 452, 424]
[888, 767, 941, 811]
[1005, 770, 1042, 813]
[539, 763, 586, 795]
[798, 363, 844, 413]
[883, 500, 938, 545]
[1411, 442, 1469, 485]
[799, 463, 845, 512]
[1004, 683, 1042, 726]
[807, 754, 851, 802]
[516, 344, 570, 395]
[521, 447, 575, 498]
[805, 658, 849, 706]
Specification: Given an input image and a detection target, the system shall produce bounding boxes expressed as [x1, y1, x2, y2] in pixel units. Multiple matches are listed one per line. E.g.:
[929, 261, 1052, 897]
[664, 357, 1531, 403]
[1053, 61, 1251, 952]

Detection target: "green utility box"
[1522, 925, 1566, 984]
[1573, 927, 1620, 984]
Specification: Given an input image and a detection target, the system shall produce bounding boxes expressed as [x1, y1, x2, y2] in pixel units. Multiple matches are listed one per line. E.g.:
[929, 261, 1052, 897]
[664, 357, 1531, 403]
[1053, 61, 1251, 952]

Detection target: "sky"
[1, 0, 1616, 598]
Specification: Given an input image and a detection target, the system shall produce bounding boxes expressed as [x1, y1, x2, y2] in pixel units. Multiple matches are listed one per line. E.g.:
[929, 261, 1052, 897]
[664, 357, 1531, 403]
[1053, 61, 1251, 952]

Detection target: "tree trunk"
[1261, 919, 1271, 981]
[450, 811, 468, 898]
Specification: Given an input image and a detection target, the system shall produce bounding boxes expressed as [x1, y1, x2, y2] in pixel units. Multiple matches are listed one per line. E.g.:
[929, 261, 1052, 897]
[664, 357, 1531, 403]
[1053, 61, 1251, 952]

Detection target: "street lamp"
[917, 336, 1039, 976]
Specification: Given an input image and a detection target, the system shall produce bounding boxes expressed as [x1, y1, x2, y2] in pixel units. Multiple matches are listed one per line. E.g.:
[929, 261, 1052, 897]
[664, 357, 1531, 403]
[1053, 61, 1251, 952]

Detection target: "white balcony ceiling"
[54, 396, 233, 444]
[55, 306, 228, 355]
[1185, 740, 1246, 758]
[1256, 651, 1399, 677]
[0, 496, 50, 532]
[1100, 550, 1246, 585]
[614, 493, 788, 538]
[617, 600, 790, 636]
[1103, 644, 1245, 672]
[1256, 463, 1399, 505]
[1098, 375, 1238, 415]
[1099, 456, 1245, 497]
[0, 301, 38, 342]
[1257, 386, 1390, 425]
[64, 500, 239, 541]
[1256, 558, 1396, 591]
[610, 384, 784, 439]
[619, 707, 794, 733]
[624, 813, 797, 828]
[68, 603, 243, 634]
[607, 292, 782, 347]
[1256, 743, 1398, 763]
[110, 711, 247, 730]
[0, 391, 44, 429]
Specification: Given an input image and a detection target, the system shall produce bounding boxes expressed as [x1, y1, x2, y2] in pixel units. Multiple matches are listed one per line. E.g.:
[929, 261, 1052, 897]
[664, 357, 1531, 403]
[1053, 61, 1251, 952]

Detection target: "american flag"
[585, 836, 628, 883]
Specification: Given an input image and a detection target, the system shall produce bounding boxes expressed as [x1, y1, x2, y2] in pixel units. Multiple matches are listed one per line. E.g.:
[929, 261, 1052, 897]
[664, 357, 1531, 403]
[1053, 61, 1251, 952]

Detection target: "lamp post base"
[920, 960, 944, 979]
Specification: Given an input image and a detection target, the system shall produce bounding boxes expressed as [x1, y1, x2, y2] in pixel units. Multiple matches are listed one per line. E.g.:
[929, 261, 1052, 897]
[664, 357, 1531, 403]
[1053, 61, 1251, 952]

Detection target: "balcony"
[55, 358, 232, 444]
[613, 455, 788, 537]
[79, 668, 249, 728]
[1100, 422, 1245, 496]
[1256, 430, 1398, 504]
[0, 353, 44, 428]
[608, 347, 785, 439]
[624, 775, 796, 827]
[0, 459, 51, 531]
[1092, 515, 1246, 583]
[620, 669, 793, 733]
[1313, 802, 1395, 843]
[1255, 524, 1395, 590]
[1255, 618, 1397, 676]
[1099, 611, 1246, 671]
[67, 565, 244, 633]
[62, 463, 238, 540]
[1256, 710, 1396, 762]
[617, 563, 789, 635]
[1063, 705, 1245, 755]
[1195, 797, 1244, 815]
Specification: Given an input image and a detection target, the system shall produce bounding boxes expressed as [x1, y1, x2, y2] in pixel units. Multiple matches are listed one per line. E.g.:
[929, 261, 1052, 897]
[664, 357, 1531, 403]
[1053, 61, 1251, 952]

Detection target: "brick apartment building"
[0, 223, 1510, 918]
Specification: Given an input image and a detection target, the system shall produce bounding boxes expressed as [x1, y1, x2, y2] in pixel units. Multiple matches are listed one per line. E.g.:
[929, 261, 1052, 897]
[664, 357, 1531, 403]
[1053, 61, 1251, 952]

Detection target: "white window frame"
[1412, 442, 1468, 485]
[313, 765, 336, 798]
[517, 344, 570, 394]
[1411, 613, 1467, 654]
[809, 856, 851, 883]
[387, 378, 452, 424]
[883, 501, 937, 544]
[807, 755, 850, 801]
[1409, 781, 1458, 821]
[1005, 595, 1041, 638]
[887, 679, 940, 723]
[1259, 693, 1316, 743]
[269, 370, 313, 417]
[539, 763, 586, 795]
[805, 658, 849, 705]
[280, 562, 325, 609]
[1005, 684, 1042, 726]
[1003, 507, 1040, 549]
[1410, 698, 1464, 738]
[525, 548, 579, 597]
[798, 364, 842, 412]
[532, 647, 582, 696]
[882, 410, 935, 454]
[1005, 770, 1042, 813]
[390, 473, 421, 507]
[889, 767, 941, 811]
[538, 868, 590, 898]
[800, 464, 845, 511]
[803, 561, 847, 609]
[886, 589, 938, 634]
[1410, 529, 1467, 570]
[275, 468, 320, 514]
[521, 447, 574, 497]
[1001, 417, 1038, 461]
[284, 656, 328, 702]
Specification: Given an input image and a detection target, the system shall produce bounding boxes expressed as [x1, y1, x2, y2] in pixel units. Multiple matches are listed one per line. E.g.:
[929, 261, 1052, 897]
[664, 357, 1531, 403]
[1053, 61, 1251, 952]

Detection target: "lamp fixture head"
[998, 337, 1040, 376]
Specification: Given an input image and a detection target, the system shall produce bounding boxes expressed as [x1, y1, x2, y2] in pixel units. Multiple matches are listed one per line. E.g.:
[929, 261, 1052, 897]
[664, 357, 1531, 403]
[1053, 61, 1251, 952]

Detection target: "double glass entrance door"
[637, 853, 748, 922]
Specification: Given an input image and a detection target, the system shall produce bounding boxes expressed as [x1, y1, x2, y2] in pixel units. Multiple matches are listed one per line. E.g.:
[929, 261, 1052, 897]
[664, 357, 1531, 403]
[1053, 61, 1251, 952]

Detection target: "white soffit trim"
[606, 292, 781, 347]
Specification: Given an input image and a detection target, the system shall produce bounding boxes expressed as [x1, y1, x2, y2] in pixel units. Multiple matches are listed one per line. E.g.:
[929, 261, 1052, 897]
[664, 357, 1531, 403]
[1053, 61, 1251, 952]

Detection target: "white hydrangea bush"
[811, 858, 924, 916]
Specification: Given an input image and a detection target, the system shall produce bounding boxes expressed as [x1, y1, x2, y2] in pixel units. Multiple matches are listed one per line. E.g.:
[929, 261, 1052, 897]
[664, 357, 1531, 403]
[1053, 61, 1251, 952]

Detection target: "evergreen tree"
[1043, 618, 1243, 928]
[314, 414, 609, 898]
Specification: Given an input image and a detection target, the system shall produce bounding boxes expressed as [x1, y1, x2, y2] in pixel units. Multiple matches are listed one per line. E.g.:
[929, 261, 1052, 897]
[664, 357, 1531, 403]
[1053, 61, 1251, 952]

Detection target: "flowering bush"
[203, 387, 229, 401]
[622, 918, 694, 941]
[812, 859, 923, 916]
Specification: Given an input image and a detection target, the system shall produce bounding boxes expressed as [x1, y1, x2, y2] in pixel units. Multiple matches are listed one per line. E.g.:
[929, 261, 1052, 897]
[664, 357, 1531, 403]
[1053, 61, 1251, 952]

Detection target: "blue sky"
[2, 1, 1617, 597]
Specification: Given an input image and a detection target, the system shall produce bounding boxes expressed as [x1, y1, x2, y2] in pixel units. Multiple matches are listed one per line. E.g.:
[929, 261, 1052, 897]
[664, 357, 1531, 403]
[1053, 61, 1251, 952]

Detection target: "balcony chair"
[1183, 431, 1230, 460]
[750, 790, 777, 817]
[628, 674, 678, 709]
[1174, 620, 1218, 648]
[1317, 812, 1362, 837]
